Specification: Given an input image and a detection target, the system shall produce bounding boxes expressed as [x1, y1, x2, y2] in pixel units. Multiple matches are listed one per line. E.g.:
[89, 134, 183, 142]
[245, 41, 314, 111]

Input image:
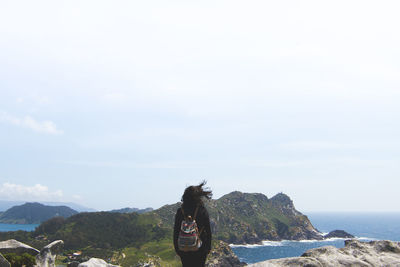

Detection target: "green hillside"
[34, 212, 168, 250]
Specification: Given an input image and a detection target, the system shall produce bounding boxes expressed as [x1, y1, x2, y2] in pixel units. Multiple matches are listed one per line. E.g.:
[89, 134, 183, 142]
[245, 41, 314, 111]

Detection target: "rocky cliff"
[248, 240, 400, 267]
[153, 191, 323, 244]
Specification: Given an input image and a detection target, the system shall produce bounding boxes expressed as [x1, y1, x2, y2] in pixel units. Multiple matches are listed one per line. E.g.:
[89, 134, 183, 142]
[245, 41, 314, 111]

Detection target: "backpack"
[177, 206, 203, 252]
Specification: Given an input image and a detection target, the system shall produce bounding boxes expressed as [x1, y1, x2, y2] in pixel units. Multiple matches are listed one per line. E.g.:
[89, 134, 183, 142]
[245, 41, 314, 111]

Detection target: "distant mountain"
[0, 200, 95, 212]
[41, 202, 96, 212]
[0, 202, 79, 224]
[0, 201, 26, 212]
[108, 207, 153, 214]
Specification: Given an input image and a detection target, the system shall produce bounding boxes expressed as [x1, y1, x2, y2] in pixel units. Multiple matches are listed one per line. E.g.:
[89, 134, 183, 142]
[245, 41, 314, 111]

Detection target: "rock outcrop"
[248, 240, 400, 267]
[154, 191, 325, 245]
[0, 253, 11, 267]
[36, 240, 64, 267]
[134, 257, 162, 267]
[324, 230, 354, 239]
[206, 241, 246, 267]
[78, 258, 120, 267]
[0, 239, 39, 256]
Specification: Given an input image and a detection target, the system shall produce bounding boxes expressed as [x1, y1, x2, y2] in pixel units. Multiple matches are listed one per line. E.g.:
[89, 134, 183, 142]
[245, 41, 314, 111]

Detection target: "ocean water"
[231, 212, 400, 264]
[0, 223, 39, 232]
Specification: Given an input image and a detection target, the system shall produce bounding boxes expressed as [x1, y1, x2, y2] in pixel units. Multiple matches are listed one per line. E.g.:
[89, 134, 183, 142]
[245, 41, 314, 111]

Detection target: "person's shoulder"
[198, 205, 209, 215]
[175, 206, 183, 215]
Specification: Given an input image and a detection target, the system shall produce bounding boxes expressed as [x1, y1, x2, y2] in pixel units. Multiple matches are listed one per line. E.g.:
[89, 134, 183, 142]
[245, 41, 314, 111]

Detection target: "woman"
[173, 181, 212, 267]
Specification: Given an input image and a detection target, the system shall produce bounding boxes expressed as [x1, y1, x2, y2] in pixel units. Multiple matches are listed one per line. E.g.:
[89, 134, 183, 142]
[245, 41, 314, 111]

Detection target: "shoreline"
[229, 236, 377, 248]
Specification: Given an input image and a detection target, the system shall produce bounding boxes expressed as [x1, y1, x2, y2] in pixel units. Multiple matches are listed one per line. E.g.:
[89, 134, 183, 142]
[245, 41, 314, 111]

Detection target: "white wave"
[262, 241, 285, 246]
[230, 241, 285, 248]
[229, 243, 264, 248]
[356, 236, 377, 241]
[230, 236, 379, 248]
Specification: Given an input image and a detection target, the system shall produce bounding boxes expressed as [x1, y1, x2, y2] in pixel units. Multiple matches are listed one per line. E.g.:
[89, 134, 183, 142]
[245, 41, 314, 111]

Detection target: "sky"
[0, 0, 399, 212]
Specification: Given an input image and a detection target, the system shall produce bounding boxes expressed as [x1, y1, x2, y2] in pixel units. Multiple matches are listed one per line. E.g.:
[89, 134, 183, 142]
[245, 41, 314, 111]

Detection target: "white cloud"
[0, 112, 63, 135]
[0, 183, 63, 201]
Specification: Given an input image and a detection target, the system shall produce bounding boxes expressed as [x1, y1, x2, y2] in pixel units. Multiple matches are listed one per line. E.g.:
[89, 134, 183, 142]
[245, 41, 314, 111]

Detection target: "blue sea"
[0, 223, 38, 232]
[231, 212, 400, 264]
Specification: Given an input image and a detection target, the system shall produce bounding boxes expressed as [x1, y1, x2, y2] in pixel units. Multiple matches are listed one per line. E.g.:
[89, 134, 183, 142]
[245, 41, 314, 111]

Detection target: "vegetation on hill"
[108, 207, 153, 214]
[0, 202, 78, 224]
[36, 212, 168, 250]
[3, 252, 36, 267]
[0, 191, 320, 265]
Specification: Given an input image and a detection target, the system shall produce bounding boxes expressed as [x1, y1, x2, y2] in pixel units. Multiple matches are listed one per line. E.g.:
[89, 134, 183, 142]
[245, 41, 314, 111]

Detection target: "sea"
[0, 223, 39, 232]
[231, 212, 400, 264]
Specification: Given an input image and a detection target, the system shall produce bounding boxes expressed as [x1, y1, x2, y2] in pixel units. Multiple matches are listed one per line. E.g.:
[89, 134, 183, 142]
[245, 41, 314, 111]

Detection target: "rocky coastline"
[248, 239, 400, 267]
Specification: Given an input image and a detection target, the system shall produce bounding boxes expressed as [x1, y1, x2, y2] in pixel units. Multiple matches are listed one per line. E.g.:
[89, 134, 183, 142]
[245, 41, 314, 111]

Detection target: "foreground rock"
[206, 241, 246, 267]
[248, 240, 400, 267]
[36, 240, 64, 267]
[78, 258, 120, 267]
[0, 239, 39, 256]
[0, 253, 11, 267]
[134, 255, 162, 267]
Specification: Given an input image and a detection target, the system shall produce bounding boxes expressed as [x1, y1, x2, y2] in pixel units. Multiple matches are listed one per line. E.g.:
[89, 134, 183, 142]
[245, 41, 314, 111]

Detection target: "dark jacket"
[173, 204, 212, 256]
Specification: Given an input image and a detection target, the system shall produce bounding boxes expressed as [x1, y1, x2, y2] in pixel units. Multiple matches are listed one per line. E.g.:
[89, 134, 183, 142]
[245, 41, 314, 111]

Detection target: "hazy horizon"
[1, 1, 399, 212]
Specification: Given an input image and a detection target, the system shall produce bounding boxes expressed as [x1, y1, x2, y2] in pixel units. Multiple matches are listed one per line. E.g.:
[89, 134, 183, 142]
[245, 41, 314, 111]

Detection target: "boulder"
[247, 240, 400, 267]
[324, 230, 354, 239]
[0, 253, 11, 267]
[206, 241, 246, 267]
[135, 255, 162, 267]
[36, 240, 64, 267]
[0, 239, 39, 256]
[78, 258, 120, 267]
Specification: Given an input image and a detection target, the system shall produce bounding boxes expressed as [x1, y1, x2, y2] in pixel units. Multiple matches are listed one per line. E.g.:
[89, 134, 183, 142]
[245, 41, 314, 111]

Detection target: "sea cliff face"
[154, 191, 323, 244]
[248, 240, 400, 267]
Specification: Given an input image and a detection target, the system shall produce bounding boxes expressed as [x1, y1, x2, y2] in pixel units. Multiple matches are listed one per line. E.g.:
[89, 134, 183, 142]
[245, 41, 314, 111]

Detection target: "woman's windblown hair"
[182, 181, 212, 207]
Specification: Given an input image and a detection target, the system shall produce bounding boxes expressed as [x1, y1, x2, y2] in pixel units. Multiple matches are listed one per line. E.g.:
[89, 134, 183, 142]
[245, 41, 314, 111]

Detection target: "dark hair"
[181, 181, 212, 207]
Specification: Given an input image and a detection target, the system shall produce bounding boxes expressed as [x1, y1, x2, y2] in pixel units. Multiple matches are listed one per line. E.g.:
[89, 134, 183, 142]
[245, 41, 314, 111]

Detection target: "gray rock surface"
[0, 239, 39, 256]
[78, 258, 120, 267]
[248, 240, 400, 267]
[134, 255, 162, 267]
[67, 261, 80, 267]
[206, 241, 246, 267]
[0, 253, 11, 267]
[324, 230, 354, 239]
[36, 240, 64, 267]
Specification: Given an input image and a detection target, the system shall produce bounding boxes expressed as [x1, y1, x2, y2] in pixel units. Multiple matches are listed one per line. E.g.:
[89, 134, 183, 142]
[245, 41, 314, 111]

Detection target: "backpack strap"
[181, 206, 200, 220]
[193, 206, 199, 220]
[181, 206, 185, 218]
[181, 205, 205, 237]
